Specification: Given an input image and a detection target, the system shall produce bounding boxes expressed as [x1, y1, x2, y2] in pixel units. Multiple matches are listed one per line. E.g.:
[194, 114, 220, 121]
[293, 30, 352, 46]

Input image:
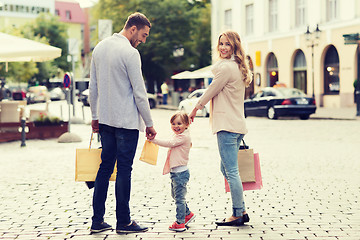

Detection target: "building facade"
[0, 0, 54, 28]
[0, 0, 86, 79]
[211, 0, 360, 107]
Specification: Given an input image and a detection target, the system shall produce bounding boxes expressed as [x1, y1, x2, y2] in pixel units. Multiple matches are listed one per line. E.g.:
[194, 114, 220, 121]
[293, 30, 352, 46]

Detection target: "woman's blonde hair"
[170, 111, 190, 127]
[217, 31, 252, 87]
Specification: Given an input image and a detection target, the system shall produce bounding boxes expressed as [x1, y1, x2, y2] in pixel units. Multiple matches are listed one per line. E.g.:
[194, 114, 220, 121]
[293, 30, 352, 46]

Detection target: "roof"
[55, 1, 86, 24]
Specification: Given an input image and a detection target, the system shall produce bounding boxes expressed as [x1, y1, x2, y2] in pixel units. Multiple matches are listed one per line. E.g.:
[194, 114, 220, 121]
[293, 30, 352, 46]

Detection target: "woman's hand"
[188, 108, 198, 123]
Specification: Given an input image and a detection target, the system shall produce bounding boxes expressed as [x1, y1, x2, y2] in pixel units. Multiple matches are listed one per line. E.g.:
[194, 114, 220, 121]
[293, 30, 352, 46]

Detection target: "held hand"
[146, 126, 157, 140]
[188, 108, 198, 123]
[91, 120, 99, 133]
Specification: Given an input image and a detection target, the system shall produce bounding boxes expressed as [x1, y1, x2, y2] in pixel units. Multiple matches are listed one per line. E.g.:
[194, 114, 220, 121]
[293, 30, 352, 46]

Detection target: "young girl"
[150, 111, 195, 232]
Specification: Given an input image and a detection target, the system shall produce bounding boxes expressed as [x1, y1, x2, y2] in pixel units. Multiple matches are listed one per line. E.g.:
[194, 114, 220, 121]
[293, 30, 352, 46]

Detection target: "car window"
[263, 90, 276, 97]
[277, 88, 306, 97]
[253, 91, 264, 99]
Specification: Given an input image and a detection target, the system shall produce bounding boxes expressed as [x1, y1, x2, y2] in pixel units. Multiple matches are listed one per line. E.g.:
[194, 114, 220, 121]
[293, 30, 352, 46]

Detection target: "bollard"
[20, 117, 26, 147]
[356, 90, 360, 116]
[82, 104, 85, 121]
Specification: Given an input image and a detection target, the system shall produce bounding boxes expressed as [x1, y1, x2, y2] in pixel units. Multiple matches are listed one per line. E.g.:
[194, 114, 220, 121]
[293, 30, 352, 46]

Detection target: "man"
[89, 12, 157, 234]
[161, 81, 169, 105]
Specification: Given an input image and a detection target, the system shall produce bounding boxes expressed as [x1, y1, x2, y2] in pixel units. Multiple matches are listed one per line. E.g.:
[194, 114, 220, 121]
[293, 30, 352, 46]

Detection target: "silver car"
[178, 89, 209, 117]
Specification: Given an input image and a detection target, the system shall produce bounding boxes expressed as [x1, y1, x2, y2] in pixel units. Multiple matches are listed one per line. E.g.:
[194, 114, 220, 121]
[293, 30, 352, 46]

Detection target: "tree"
[0, 14, 70, 86]
[26, 13, 71, 73]
[0, 28, 39, 85]
[93, 0, 211, 93]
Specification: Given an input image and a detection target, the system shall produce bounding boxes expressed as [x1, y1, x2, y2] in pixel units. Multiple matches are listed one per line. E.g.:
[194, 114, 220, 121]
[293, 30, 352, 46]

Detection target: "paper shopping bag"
[225, 152, 262, 192]
[238, 148, 255, 183]
[139, 140, 159, 165]
[75, 147, 116, 182]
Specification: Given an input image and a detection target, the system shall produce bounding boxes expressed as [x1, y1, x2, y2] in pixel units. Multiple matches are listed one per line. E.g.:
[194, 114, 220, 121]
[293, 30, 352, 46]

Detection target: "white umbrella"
[0, 32, 62, 63]
[171, 71, 193, 80]
[190, 65, 214, 79]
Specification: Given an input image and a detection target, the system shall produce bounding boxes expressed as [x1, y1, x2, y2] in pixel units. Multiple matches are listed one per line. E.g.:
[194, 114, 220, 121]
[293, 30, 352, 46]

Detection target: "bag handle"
[240, 139, 249, 150]
[89, 132, 94, 150]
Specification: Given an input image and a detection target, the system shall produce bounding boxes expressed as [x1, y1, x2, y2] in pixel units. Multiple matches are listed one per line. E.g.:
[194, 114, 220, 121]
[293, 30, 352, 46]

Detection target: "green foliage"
[0, 13, 70, 84]
[94, 0, 211, 93]
[34, 112, 62, 125]
[25, 13, 71, 73]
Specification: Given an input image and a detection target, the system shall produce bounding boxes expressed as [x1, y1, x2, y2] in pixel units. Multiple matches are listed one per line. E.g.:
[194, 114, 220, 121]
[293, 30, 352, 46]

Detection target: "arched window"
[324, 45, 340, 94]
[267, 53, 278, 87]
[293, 50, 307, 93]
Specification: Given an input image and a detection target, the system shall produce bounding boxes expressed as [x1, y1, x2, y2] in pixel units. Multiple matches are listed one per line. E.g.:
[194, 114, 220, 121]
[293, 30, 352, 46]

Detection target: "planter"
[33, 120, 65, 127]
[27, 121, 68, 140]
[0, 121, 69, 142]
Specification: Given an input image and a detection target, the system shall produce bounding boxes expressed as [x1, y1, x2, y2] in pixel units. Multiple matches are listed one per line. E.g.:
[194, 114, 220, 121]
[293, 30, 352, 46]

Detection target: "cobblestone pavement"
[0, 108, 359, 240]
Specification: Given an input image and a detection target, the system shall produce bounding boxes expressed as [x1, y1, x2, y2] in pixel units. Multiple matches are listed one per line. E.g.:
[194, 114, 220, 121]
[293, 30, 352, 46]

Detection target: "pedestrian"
[188, 30, 252, 226]
[89, 12, 157, 234]
[161, 81, 169, 105]
[149, 111, 195, 232]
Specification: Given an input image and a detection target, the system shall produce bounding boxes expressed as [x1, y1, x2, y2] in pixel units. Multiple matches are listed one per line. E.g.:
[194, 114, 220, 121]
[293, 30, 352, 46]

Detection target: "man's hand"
[91, 120, 99, 133]
[146, 126, 157, 140]
[188, 108, 198, 123]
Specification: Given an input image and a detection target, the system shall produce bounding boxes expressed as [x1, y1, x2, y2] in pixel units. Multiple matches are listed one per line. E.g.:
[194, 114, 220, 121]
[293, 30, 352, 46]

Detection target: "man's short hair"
[124, 12, 151, 30]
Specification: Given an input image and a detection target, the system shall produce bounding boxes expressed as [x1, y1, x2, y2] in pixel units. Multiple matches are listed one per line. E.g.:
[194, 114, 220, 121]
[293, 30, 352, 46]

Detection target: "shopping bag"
[238, 148, 255, 183]
[139, 140, 159, 165]
[225, 152, 262, 192]
[75, 133, 116, 182]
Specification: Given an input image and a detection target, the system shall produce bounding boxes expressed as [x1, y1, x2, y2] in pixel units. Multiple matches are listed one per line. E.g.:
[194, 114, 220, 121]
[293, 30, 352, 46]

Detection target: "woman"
[189, 30, 252, 226]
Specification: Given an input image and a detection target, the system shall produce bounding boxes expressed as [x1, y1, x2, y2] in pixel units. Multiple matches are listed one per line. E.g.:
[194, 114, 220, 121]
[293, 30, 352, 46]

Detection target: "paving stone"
[1, 110, 360, 239]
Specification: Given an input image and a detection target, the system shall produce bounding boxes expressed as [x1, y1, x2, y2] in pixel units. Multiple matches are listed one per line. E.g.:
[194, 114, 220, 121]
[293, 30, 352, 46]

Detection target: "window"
[326, 0, 338, 21]
[295, 0, 306, 27]
[267, 53, 279, 86]
[55, 9, 60, 16]
[324, 45, 340, 94]
[224, 9, 232, 29]
[66, 10, 71, 20]
[246, 4, 254, 35]
[269, 0, 278, 32]
[293, 50, 307, 93]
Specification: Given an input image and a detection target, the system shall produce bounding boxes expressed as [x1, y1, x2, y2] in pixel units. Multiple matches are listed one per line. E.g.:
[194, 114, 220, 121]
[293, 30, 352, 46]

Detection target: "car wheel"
[267, 107, 278, 120]
[300, 114, 310, 120]
[149, 99, 156, 109]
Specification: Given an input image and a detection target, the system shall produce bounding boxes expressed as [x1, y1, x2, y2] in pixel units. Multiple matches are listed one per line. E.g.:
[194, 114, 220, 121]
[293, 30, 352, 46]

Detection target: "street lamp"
[305, 24, 321, 98]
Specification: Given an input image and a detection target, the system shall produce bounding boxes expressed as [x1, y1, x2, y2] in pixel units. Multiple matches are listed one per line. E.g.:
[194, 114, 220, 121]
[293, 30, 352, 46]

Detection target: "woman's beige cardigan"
[195, 57, 248, 135]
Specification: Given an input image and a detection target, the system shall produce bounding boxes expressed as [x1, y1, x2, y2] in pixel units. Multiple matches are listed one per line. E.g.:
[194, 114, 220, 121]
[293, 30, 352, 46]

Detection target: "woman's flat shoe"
[243, 214, 250, 223]
[215, 217, 244, 226]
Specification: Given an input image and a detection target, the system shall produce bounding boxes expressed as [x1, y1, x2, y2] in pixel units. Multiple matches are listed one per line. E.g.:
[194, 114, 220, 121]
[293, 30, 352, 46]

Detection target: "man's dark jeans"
[92, 124, 139, 226]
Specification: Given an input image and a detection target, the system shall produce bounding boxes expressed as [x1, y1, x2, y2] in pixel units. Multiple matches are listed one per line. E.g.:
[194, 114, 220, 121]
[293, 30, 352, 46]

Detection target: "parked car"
[26, 86, 50, 104]
[147, 93, 157, 109]
[244, 87, 316, 120]
[78, 89, 89, 106]
[49, 87, 66, 101]
[78, 89, 157, 109]
[12, 89, 27, 101]
[178, 89, 209, 117]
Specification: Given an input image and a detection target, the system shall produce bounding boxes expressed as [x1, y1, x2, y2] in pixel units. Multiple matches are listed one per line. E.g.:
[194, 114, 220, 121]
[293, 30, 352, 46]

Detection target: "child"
[150, 111, 195, 232]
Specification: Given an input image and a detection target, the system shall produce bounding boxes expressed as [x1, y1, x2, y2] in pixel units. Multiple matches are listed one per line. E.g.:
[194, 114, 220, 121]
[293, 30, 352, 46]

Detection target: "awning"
[171, 71, 193, 79]
[171, 65, 214, 80]
[0, 32, 62, 62]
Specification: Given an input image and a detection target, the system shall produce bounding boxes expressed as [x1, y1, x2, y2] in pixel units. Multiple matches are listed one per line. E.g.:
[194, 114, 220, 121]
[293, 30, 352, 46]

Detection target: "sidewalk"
[0, 108, 359, 240]
[310, 106, 359, 120]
